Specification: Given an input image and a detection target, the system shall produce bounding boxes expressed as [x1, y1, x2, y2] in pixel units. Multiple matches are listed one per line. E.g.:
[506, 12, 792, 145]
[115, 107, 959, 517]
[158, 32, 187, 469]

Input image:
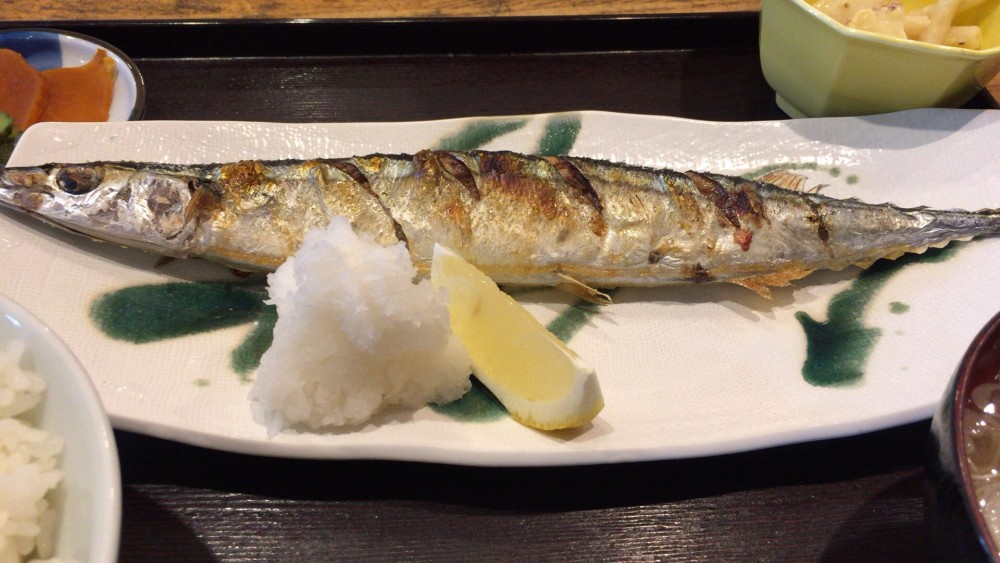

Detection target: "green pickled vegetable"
[0, 112, 20, 167]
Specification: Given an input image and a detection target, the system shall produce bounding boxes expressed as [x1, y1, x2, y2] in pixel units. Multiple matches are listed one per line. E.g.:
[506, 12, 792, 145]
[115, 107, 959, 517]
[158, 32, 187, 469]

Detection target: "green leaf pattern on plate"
[796, 246, 956, 387]
[86, 116, 949, 407]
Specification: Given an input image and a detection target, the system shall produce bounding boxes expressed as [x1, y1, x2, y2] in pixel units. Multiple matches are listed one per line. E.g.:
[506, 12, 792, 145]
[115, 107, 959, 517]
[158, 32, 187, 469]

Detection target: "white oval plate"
[2, 109, 999, 466]
[0, 294, 121, 561]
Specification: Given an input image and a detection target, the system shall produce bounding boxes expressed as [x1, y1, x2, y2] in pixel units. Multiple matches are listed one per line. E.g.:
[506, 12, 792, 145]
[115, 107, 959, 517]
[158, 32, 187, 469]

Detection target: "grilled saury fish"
[1, 150, 998, 298]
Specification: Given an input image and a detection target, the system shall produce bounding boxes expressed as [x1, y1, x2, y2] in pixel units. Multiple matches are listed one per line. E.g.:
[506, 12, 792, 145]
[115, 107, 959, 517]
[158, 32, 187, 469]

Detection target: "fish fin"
[757, 170, 807, 191]
[859, 242, 946, 266]
[729, 277, 773, 299]
[844, 240, 961, 270]
[729, 267, 815, 298]
[756, 170, 827, 193]
[555, 273, 613, 305]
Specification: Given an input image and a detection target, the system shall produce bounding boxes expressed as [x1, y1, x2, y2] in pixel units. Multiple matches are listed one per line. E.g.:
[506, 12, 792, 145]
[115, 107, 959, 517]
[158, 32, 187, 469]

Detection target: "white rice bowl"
[250, 217, 472, 433]
[0, 339, 62, 562]
[0, 295, 120, 563]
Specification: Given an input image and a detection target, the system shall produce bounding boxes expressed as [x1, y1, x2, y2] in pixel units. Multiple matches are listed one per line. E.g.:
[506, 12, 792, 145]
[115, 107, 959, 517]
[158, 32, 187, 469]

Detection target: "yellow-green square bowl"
[759, 0, 1000, 118]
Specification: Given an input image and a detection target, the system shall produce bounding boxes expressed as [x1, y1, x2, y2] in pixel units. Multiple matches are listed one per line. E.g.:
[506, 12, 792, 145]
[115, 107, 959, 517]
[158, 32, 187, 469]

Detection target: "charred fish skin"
[2, 151, 999, 295]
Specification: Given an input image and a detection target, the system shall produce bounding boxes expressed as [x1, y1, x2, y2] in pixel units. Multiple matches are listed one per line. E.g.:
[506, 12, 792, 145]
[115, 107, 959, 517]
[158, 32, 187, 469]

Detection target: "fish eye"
[56, 166, 104, 194]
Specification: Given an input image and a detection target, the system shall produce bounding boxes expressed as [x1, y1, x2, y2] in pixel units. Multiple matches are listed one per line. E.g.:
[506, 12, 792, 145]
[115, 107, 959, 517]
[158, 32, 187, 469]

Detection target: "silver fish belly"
[1, 150, 998, 296]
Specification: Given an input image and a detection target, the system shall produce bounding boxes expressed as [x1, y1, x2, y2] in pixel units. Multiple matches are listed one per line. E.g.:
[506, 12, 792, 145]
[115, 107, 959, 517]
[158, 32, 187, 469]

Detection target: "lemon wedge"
[430, 244, 604, 430]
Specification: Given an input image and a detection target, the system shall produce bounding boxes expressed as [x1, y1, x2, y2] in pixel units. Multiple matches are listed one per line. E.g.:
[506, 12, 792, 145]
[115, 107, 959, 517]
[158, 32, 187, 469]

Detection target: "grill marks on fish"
[479, 151, 563, 221]
[545, 156, 607, 238]
[331, 159, 409, 246]
[184, 179, 222, 233]
[431, 151, 480, 200]
[476, 151, 608, 240]
[686, 171, 769, 253]
[545, 157, 604, 213]
[688, 171, 744, 229]
[804, 197, 834, 257]
[4, 150, 1000, 299]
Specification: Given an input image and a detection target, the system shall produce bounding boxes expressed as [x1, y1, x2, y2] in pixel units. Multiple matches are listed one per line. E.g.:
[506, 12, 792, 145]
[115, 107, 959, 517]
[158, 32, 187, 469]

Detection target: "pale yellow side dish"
[814, 0, 987, 48]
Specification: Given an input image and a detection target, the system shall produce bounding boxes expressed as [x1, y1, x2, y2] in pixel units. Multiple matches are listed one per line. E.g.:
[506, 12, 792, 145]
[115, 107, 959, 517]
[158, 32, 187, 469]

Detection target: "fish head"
[0, 162, 218, 257]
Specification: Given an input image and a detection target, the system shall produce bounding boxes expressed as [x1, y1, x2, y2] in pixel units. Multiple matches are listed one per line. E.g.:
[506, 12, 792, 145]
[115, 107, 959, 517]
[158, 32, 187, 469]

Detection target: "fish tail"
[922, 207, 1000, 241]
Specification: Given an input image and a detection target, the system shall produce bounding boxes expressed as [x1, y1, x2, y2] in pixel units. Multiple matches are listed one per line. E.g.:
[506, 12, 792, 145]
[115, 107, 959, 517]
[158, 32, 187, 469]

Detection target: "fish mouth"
[0, 191, 196, 261]
[0, 167, 53, 213]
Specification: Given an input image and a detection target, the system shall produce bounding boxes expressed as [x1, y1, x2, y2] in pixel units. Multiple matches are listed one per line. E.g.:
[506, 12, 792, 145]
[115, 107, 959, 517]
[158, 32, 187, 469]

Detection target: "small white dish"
[0, 294, 121, 562]
[0, 27, 145, 122]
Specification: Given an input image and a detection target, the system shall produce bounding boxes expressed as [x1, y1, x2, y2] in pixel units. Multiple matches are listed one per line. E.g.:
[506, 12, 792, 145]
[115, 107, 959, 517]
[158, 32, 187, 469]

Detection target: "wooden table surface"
[0, 5, 997, 562]
[5, 0, 999, 100]
[6, 0, 762, 20]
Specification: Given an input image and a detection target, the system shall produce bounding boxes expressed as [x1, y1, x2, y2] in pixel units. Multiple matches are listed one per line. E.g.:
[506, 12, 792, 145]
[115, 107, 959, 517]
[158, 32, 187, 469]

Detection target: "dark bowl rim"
[952, 309, 1000, 557]
[0, 27, 146, 121]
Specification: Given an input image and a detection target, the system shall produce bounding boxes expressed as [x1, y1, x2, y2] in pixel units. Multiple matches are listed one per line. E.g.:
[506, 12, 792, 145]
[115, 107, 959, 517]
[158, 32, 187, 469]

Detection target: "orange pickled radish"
[38, 49, 117, 122]
[0, 48, 50, 130]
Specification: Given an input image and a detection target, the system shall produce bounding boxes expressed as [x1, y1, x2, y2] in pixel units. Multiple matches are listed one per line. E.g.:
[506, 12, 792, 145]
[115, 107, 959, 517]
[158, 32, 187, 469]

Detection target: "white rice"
[249, 217, 472, 433]
[0, 340, 63, 563]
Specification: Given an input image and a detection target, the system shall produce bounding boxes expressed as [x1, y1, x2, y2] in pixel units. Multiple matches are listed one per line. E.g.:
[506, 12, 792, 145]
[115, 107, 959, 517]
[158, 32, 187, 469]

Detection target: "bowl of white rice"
[0, 293, 120, 562]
